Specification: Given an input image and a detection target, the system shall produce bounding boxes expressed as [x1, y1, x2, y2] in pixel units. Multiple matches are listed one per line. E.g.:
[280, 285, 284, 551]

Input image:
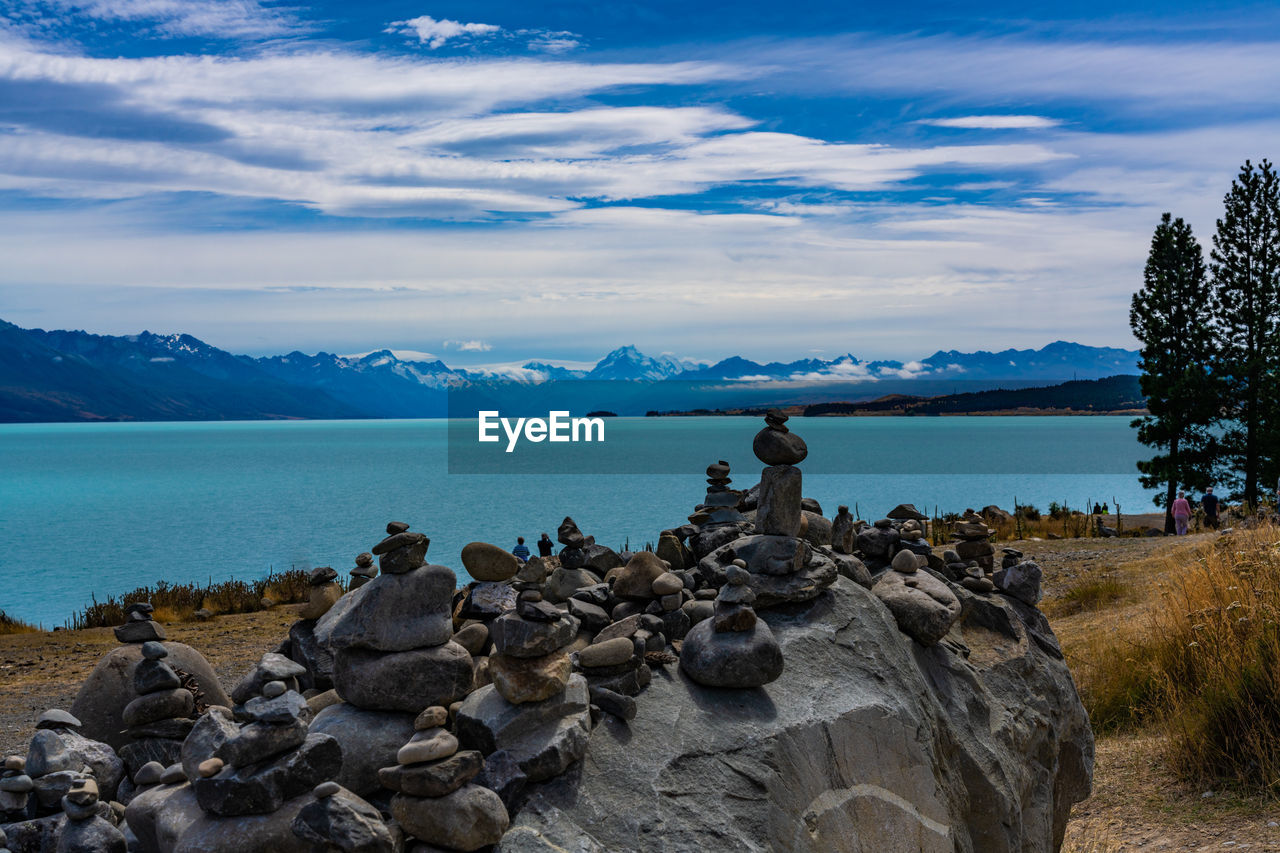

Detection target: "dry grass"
[1046, 574, 1135, 618]
[1068, 525, 1280, 795]
[0, 610, 41, 635]
[67, 569, 321, 629]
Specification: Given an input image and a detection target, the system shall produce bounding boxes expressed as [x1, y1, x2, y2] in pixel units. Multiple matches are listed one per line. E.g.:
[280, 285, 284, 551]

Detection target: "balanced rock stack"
[0, 755, 34, 823]
[830, 505, 855, 554]
[58, 776, 126, 853]
[456, 583, 591, 802]
[953, 513, 996, 571]
[115, 602, 165, 644]
[70, 611, 231, 756]
[311, 522, 470, 798]
[872, 549, 962, 646]
[942, 547, 994, 593]
[687, 461, 753, 559]
[679, 560, 783, 688]
[381, 705, 509, 852]
[189, 681, 341, 819]
[119, 641, 200, 779]
[349, 552, 377, 589]
[485, 558, 578, 707]
[543, 518, 604, 604]
[327, 522, 470, 713]
[299, 567, 342, 621]
[455, 540, 520, 644]
[698, 413, 838, 607]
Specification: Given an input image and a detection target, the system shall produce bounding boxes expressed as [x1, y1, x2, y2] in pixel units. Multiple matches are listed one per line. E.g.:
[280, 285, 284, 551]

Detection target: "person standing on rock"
[1201, 487, 1219, 530]
[512, 536, 531, 563]
[537, 533, 554, 557]
[1171, 491, 1193, 536]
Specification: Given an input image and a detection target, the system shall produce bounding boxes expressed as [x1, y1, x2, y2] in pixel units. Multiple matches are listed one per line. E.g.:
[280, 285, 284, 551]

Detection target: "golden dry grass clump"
[1072, 525, 1280, 794]
[0, 610, 41, 635]
[67, 568, 320, 629]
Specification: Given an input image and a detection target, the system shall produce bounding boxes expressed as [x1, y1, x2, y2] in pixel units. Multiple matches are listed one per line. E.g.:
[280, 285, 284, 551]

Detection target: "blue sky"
[1, 1, 1278, 365]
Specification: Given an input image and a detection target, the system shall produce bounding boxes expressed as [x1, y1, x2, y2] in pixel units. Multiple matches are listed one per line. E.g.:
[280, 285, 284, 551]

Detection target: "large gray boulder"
[496, 576, 1092, 853]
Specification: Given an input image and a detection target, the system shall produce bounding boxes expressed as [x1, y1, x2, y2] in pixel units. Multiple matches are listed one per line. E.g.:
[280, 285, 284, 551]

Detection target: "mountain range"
[0, 319, 1140, 422]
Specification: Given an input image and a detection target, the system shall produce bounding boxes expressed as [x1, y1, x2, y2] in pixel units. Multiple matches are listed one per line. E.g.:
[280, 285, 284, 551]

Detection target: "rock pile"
[57, 776, 126, 853]
[298, 567, 342, 621]
[697, 413, 839, 607]
[687, 461, 753, 559]
[953, 512, 996, 571]
[311, 522, 470, 798]
[680, 560, 782, 688]
[349, 552, 377, 589]
[115, 603, 165, 644]
[543, 518, 607, 604]
[381, 705, 509, 851]
[70, 610, 230, 755]
[118, 642, 200, 780]
[0, 757, 33, 824]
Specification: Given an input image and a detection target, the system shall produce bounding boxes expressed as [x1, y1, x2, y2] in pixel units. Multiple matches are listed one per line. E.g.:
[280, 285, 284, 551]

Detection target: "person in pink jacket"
[1172, 491, 1193, 536]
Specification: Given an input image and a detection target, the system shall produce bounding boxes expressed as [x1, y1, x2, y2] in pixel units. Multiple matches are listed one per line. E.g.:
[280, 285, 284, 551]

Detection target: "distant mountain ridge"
[0, 319, 1140, 422]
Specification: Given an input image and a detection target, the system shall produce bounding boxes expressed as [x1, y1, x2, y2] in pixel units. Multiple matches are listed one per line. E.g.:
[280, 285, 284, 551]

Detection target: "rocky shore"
[0, 411, 1093, 852]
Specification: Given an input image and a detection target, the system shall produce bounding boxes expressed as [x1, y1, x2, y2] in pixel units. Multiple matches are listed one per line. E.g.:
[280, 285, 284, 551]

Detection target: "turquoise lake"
[0, 417, 1156, 626]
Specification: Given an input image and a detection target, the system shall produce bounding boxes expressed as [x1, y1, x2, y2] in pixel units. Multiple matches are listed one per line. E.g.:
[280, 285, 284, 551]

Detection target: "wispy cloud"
[445, 339, 492, 352]
[386, 15, 501, 49]
[36, 0, 309, 39]
[920, 115, 1061, 129]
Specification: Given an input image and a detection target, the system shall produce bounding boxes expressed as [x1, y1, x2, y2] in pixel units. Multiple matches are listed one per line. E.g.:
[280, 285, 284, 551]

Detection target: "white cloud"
[445, 339, 492, 352]
[387, 15, 501, 49]
[921, 115, 1061, 129]
[40, 0, 307, 39]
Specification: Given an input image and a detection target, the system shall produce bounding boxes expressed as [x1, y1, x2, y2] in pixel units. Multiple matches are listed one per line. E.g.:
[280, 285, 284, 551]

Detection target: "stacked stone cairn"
[454, 540, 523, 672]
[309, 523, 471, 800]
[57, 776, 126, 852]
[119, 641, 200, 781]
[299, 567, 342, 621]
[686, 460, 753, 559]
[455, 534, 592, 805]
[679, 559, 782, 688]
[349, 552, 377, 589]
[0, 755, 33, 825]
[697, 412, 840, 607]
[115, 602, 165, 644]
[380, 705, 508, 851]
[542, 518, 606, 604]
[830, 505, 856, 555]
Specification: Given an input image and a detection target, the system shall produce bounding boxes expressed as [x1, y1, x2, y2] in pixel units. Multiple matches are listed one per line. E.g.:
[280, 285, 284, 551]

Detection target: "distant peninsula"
[645, 375, 1146, 417]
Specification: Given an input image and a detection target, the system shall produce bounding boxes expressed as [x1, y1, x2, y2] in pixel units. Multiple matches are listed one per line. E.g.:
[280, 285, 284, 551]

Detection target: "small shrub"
[1046, 574, 1131, 617]
[67, 569, 321, 629]
[0, 610, 41, 635]
[1019, 504, 1042, 521]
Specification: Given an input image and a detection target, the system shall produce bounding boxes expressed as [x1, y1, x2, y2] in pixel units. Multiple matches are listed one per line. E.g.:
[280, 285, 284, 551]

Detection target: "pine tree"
[1131, 213, 1221, 532]
[1210, 159, 1280, 507]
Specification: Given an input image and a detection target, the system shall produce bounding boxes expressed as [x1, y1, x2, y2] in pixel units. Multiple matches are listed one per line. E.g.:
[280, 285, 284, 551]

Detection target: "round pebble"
[891, 550, 920, 574]
[414, 706, 449, 731]
[141, 641, 168, 661]
[314, 781, 340, 798]
[262, 680, 287, 699]
[4, 756, 24, 772]
[197, 758, 224, 778]
[651, 572, 684, 596]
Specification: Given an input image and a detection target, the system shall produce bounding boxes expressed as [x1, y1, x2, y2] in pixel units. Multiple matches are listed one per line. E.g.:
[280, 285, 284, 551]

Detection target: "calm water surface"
[0, 417, 1156, 626]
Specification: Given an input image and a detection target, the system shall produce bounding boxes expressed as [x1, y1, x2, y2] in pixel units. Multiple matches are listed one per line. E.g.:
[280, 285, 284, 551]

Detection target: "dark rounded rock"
[678, 618, 783, 688]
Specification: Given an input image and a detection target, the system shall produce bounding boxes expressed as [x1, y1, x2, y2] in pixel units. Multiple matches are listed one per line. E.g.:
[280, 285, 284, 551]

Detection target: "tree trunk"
[1165, 436, 1179, 534]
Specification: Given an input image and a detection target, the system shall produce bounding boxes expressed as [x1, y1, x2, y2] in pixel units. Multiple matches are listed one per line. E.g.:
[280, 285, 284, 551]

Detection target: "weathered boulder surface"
[496, 576, 1092, 853]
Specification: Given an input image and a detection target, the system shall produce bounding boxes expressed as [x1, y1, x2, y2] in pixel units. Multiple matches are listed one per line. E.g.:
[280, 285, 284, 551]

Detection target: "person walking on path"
[1201, 487, 1220, 529]
[1172, 491, 1193, 536]
[512, 536, 531, 563]
[537, 533, 554, 558]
